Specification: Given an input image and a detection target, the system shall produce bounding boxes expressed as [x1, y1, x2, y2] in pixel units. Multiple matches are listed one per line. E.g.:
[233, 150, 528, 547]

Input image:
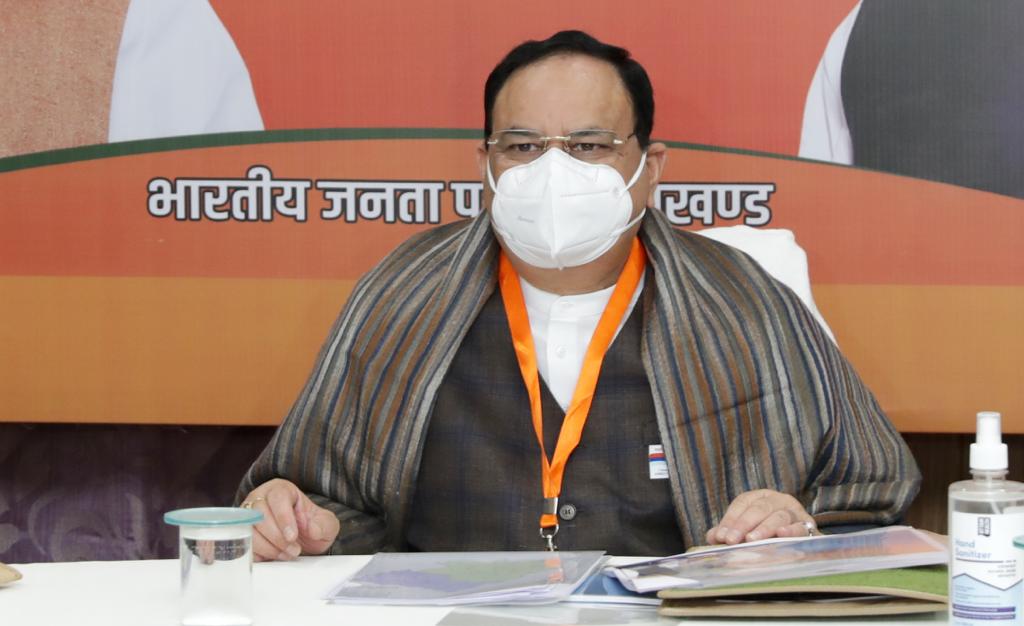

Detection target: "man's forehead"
[491, 54, 633, 132]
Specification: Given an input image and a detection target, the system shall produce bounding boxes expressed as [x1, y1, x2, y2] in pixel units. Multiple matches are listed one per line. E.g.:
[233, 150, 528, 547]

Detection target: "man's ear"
[476, 143, 489, 180]
[644, 142, 667, 207]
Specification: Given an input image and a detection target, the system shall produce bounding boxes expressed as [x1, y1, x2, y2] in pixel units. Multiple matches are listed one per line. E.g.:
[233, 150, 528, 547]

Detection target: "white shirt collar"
[518, 278, 619, 321]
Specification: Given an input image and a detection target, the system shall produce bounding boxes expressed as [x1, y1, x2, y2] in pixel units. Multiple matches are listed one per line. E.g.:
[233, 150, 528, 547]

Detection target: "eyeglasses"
[486, 129, 634, 164]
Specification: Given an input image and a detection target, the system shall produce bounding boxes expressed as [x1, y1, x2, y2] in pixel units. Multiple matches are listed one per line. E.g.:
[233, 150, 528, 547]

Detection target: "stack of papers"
[326, 551, 606, 606]
[567, 570, 661, 606]
[606, 526, 947, 594]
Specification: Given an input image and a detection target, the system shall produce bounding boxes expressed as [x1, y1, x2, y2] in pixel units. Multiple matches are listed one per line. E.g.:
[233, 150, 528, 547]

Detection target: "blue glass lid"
[164, 507, 263, 527]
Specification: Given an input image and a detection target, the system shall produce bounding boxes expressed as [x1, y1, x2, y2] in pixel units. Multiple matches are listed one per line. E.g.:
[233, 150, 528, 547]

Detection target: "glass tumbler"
[164, 507, 264, 626]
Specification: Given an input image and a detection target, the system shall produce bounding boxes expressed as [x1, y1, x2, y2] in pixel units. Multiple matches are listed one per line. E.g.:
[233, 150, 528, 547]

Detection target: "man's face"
[477, 53, 665, 219]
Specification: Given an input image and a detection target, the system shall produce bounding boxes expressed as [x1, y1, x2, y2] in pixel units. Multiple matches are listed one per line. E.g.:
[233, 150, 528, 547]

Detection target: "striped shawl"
[238, 209, 921, 552]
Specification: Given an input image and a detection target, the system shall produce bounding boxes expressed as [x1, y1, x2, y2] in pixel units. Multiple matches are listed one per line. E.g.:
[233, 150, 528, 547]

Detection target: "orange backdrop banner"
[3, 1, 1023, 433]
[1, 133, 1021, 431]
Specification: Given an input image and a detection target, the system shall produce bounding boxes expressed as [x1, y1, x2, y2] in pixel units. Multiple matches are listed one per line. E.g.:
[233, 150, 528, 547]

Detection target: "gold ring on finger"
[241, 496, 266, 509]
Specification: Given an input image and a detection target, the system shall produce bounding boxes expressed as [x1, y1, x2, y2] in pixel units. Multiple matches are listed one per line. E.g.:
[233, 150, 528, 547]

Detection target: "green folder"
[658, 565, 947, 618]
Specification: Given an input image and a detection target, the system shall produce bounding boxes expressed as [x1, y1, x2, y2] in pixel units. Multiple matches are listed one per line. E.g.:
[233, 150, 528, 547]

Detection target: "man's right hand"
[240, 478, 341, 561]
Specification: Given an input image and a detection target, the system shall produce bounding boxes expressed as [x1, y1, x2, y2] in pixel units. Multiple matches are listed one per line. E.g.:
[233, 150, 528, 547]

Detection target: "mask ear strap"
[486, 158, 499, 193]
[616, 208, 646, 235]
[624, 151, 648, 191]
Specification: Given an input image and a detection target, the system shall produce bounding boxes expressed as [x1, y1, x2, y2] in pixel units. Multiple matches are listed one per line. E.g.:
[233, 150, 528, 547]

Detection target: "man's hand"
[705, 489, 816, 545]
[241, 478, 341, 561]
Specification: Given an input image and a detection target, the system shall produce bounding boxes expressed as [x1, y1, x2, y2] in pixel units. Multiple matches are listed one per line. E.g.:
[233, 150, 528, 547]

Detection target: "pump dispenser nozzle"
[970, 411, 1008, 471]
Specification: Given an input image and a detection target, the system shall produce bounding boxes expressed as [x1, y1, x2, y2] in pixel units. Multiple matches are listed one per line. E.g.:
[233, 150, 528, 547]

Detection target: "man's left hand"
[705, 489, 816, 545]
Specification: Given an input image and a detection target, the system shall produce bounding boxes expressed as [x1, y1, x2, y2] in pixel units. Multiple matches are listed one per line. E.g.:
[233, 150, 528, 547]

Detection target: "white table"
[3, 556, 950, 626]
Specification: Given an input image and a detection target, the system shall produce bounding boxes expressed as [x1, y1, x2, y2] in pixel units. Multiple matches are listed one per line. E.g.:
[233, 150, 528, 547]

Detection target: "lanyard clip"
[540, 497, 559, 551]
[539, 524, 559, 551]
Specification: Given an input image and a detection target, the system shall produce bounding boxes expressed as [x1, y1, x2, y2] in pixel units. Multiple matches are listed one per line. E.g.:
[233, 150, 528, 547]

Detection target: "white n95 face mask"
[488, 149, 647, 270]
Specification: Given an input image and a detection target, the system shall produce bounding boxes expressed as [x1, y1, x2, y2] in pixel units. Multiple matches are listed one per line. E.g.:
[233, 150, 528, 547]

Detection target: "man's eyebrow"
[496, 125, 613, 134]
[497, 125, 539, 133]
[568, 126, 614, 134]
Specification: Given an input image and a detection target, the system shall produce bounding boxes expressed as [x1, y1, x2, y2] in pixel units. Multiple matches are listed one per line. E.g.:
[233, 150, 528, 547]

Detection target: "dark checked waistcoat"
[238, 209, 921, 553]
[405, 285, 686, 556]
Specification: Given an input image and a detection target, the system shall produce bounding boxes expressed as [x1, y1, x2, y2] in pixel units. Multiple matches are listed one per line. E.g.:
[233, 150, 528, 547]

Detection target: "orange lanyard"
[498, 238, 647, 550]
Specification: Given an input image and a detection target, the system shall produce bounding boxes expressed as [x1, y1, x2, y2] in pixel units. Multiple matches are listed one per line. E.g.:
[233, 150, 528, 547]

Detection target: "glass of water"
[164, 507, 264, 626]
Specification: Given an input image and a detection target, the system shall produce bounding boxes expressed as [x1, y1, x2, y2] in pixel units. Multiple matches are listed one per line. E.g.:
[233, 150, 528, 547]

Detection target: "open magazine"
[606, 526, 947, 594]
[325, 551, 606, 606]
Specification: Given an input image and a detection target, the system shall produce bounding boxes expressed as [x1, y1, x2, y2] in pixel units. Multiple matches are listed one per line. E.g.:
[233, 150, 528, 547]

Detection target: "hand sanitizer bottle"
[949, 411, 1024, 625]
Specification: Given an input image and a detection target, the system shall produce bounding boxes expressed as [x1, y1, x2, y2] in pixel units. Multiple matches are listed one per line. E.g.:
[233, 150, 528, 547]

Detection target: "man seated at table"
[237, 30, 920, 561]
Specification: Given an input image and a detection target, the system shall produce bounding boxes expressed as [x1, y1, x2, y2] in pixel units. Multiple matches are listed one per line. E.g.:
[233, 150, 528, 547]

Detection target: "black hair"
[483, 30, 655, 148]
